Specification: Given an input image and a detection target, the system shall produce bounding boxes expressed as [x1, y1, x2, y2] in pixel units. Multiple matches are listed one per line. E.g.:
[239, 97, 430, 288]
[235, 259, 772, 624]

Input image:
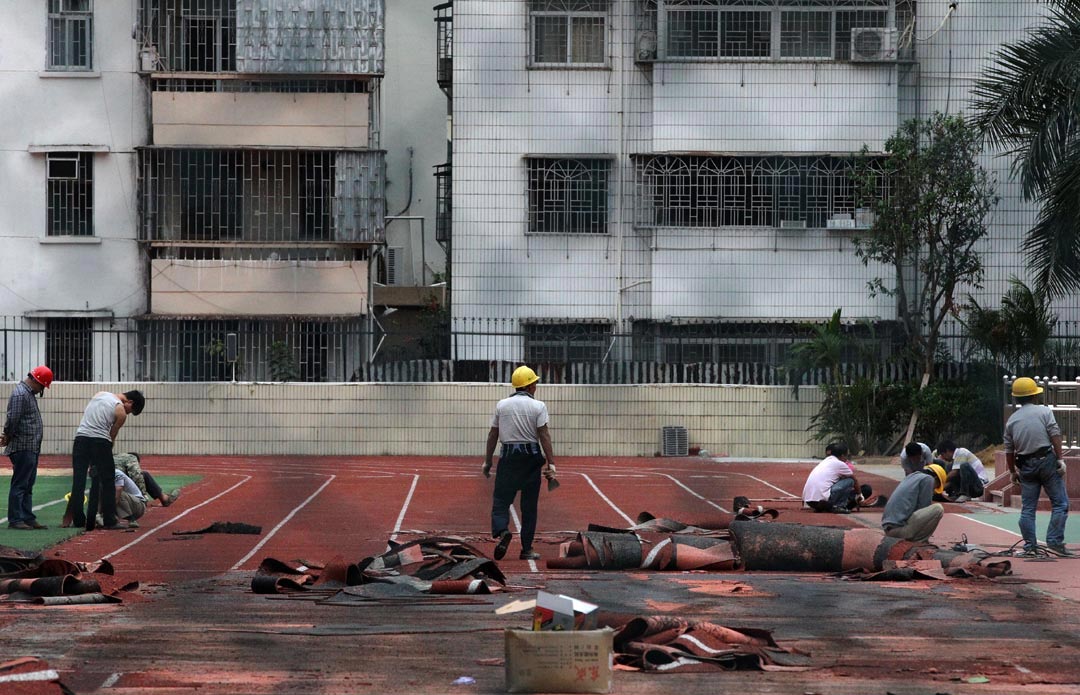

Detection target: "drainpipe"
[613, 2, 628, 338]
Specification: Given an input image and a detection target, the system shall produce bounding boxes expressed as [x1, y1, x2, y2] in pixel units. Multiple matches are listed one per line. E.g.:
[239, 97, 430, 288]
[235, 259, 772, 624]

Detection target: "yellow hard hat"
[1011, 377, 1043, 397]
[511, 365, 539, 389]
[924, 463, 947, 494]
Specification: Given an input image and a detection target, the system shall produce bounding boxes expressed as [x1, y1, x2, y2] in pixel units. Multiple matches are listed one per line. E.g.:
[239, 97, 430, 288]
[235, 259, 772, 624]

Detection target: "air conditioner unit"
[635, 29, 657, 62]
[826, 216, 856, 230]
[850, 28, 897, 62]
[661, 426, 688, 457]
[386, 246, 402, 285]
[854, 207, 876, 229]
[778, 219, 807, 229]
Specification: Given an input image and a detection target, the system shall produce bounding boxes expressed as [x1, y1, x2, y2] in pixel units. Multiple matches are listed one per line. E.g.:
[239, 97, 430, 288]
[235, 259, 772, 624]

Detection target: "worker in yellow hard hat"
[482, 365, 557, 562]
[880, 464, 946, 543]
[1004, 377, 1071, 557]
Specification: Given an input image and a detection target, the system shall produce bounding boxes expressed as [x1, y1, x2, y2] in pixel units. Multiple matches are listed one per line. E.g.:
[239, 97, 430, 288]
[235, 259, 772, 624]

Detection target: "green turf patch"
[964, 510, 1080, 545]
[0, 474, 201, 552]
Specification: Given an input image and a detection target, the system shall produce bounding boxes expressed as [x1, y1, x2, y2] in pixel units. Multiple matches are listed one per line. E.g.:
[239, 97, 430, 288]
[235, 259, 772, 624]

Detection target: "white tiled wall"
[31, 382, 824, 458]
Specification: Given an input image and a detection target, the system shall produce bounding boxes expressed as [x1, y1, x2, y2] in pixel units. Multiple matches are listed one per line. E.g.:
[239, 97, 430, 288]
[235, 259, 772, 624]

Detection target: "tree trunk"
[903, 369, 931, 446]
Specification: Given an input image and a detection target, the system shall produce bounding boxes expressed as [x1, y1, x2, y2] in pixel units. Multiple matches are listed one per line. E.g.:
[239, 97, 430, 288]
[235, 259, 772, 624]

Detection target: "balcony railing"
[434, 162, 451, 246]
[138, 148, 386, 250]
[434, 1, 452, 96]
[137, 0, 385, 76]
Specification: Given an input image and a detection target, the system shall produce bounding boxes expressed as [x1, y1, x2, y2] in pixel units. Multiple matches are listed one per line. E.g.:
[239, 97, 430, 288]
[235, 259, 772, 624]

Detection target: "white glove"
[1058, 460, 1067, 477]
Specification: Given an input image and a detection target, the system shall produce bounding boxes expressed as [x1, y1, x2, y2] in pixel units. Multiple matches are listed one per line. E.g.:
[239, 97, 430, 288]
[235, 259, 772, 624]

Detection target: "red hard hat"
[29, 365, 53, 388]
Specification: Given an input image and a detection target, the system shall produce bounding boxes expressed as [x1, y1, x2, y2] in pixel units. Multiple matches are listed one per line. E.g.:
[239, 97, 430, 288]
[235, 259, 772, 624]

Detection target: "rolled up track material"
[729, 521, 915, 572]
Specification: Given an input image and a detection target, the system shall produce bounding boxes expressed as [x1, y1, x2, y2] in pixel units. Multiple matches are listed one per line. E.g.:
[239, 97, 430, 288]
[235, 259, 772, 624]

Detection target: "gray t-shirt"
[881, 473, 934, 529]
[1003, 403, 1061, 455]
[491, 392, 549, 444]
[899, 442, 932, 470]
[75, 392, 120, 441]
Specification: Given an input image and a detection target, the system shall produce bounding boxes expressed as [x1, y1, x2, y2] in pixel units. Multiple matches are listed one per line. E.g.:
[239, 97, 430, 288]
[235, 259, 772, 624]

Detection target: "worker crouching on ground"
[1004, 377, 1072, 557]
[935, 440, 988, 502]
[802, 441, 869, 514]
[482, 365, 557, 561]
[899, 441, 933, 476]
[881, 464, 946, 542]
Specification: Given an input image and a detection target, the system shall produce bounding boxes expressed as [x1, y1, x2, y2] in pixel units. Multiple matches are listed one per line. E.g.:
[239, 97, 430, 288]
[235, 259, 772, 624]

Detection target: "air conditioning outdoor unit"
[635, 29, 657, 61]
[661, 426, 689, 457]
[850, 28, 897, 62]
[826, 215, 856, 230]
[778, 219, 807, 229]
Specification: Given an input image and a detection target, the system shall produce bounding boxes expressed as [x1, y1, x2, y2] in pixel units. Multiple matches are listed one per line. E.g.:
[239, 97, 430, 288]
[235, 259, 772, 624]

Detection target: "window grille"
[529, 1, 608, 67]
[47, 152, 94, 237]
[434, 163, 451, 244]
[635, 155, 885, 229]
[48, 0, 93, 70]
[527, 158, 610, 234]
[435, 1, 453, 95]
[661, 1, 888, 61]
[524, 321, 612, 362]
[46, 318, 92, 381]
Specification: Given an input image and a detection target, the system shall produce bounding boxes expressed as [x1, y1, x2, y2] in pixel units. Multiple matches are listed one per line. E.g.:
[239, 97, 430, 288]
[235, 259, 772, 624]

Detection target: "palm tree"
[970, 1, 1080, 297]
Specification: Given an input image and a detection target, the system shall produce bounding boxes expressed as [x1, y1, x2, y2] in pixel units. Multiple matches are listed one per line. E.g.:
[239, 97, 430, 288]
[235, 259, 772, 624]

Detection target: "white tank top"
[76, 392, 121, 440]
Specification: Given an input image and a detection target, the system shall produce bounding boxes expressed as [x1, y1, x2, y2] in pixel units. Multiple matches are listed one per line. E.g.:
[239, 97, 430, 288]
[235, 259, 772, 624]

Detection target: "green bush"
[809, 379, 913, 455]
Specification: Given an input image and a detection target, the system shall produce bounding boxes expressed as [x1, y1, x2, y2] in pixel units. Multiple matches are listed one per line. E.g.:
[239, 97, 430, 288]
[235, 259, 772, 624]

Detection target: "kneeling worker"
[881, 464, 946, 542]
[803, 441, 864, 514]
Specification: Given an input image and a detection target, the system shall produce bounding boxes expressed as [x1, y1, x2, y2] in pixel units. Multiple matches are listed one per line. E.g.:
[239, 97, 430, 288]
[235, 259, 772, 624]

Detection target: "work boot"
[1048, 545, 1075, 557]
[1015, 546, 1039, 558]
[733, 496, 751, 513]
[493, 530, 512, 561]
[519, 550, 541, 561]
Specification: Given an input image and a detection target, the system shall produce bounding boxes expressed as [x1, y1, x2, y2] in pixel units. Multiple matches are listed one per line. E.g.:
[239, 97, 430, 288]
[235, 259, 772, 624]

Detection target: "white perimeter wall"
[31, 382, 823, 458]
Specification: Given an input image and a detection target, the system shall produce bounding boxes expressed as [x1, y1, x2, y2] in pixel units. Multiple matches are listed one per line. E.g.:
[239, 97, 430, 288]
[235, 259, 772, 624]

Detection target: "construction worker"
[803, 441, 864, 514]
[2, 366, 53, 530]
[482, 365, 556, 561]
[899, 441, 933, 476]
[1004, 377, 1071, 557]
[881, 464, 946, 542]
[936, 440, 988, 502]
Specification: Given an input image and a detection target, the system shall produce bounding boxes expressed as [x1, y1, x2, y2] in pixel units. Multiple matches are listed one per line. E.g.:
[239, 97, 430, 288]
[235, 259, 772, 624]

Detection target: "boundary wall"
[23, 382, 823, 458]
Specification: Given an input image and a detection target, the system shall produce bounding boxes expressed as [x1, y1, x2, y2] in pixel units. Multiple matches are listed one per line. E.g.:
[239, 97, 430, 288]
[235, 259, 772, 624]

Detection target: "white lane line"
[508, 505, 537, 573]
[952, 514, 1022, 538]
[100, 672, 122, 688]
[231, 474, 336, 570]
[729, 472, 799, 497]
[655, 473, 730, 513]
[388, 474, 420, 545]
[103, 475, 253, 561]
[579, 473, 634, 525]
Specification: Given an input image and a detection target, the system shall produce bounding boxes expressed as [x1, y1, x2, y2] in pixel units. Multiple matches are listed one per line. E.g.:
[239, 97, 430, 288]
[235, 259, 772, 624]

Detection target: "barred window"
[47, 152, 94, 237]
[48, 0, 93, 70]
[662, 2, 889, 61]
[530, 1, 608, 66]
[46, 318, 92, 381]
[527, 158, 610, 234]
[636, 155, 885, 229]
[524, 322, 612, 362]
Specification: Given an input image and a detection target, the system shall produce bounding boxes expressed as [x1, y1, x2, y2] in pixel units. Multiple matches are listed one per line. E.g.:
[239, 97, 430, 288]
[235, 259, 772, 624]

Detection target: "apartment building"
[447, 1, 1071, 364]
[0, 1, 400, 382]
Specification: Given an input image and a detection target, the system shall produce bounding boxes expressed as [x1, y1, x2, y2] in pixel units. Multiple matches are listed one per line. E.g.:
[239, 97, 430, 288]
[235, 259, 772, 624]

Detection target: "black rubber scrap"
[173, 522, 262, 535]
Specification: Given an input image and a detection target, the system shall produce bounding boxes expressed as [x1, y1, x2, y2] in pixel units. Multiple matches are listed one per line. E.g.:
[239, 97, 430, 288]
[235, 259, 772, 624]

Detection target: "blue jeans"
[7, 450, 40, 526]
[1018, 451, 1069, 548]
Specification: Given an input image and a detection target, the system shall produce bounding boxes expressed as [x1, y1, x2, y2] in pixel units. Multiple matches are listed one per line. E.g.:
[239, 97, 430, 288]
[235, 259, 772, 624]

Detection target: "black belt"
[502, 442, 540, 456]
[1017, 446, 1052, 464]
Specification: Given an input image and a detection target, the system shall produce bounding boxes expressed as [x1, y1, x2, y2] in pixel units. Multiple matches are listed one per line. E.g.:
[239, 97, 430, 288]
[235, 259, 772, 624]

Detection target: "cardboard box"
[505, 628, 614, 694]
[532, 591, 598, 631]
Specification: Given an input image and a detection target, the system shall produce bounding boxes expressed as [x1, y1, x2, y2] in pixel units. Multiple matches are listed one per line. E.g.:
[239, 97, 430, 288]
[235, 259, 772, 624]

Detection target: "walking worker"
[2, 366, 53, 530]
[881, 464, 946, 542]
[1004, 377, 1071, 557]
[63, 390, 145, 531]
[482, 365, 556, 561]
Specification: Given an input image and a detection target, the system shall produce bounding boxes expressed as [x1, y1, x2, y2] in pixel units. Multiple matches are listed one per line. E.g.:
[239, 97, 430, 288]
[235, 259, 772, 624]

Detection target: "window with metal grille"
[524, 322, 612, 362]
[527, 158, 610, 234]
[661, 1, 888, 61]
[529, 1, 608, 67]
[47, 152, 94, 236]
[46, 318, 92, 381]
[48, 0, 93, 70]
[635, 155, 885, 229]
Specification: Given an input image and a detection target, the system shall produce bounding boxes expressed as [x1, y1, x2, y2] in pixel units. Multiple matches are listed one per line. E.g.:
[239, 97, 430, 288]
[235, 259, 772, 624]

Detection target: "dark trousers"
[7, 450, 40, 525]
[142, 470, 163, 501]
[71, 436, 117, 530]
[64, 438, 92, 527]
[490, 448, 544, 552]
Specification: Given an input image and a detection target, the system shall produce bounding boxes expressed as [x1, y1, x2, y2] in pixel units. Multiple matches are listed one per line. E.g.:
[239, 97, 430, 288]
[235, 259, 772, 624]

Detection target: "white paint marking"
[509, 505, 537, 572]
[388, 474, 420, 545]
[641, 537, 671, 568]
[730, 472, 798, 497]
[655, 473, 730, 513]
[31, 498, 67, 512]
[952, 514, 1022, 538]
[579, 473, 634, 525]
[0, 670, 60, 684]
[103, 475, 253, 561]
[100, 672, 122, 688]
[231, 474, 336, 570]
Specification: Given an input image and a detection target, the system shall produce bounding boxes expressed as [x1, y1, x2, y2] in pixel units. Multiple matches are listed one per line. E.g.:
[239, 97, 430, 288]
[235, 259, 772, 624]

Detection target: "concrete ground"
[2, 455, 1079, 694]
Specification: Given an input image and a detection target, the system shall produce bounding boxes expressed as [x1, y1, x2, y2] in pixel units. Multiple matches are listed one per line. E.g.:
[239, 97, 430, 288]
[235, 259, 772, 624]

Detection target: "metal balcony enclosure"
[136, 0, 385, 75]
[434, 1, 452, 96]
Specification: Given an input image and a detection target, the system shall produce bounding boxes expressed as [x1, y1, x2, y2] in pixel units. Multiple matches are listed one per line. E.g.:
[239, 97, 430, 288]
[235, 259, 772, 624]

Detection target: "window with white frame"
[527, 158, 611, 234]
[47, 0, 93, 70]
[635, 154, 885, 229]
[661, 0, 889, 61]
[529, 1, 609, 67]
[47, 152, 94, 236]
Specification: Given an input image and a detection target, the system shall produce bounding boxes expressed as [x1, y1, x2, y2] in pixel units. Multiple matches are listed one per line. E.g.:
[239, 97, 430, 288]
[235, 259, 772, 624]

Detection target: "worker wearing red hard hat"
[2, 365, 53, 530]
